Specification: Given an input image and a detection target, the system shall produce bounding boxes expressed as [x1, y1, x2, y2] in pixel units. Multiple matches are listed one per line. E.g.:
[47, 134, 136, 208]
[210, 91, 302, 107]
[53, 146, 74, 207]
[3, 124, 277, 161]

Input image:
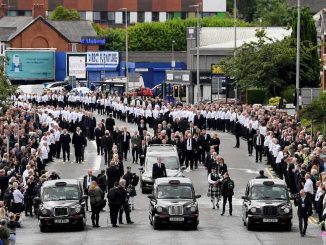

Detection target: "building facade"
[0, 0, 226, 25]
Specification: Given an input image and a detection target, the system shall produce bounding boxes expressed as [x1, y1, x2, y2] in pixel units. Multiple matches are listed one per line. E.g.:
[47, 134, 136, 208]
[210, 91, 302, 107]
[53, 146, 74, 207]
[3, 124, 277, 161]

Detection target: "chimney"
[0, 4, 7, 18]
[32, 3, 46, 19]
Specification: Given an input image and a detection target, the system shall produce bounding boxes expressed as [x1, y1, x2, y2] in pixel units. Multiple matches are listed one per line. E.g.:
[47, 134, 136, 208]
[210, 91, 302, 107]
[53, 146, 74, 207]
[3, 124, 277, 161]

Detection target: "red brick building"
[0, 13, 99, 53]
[0, 0, 226, 25]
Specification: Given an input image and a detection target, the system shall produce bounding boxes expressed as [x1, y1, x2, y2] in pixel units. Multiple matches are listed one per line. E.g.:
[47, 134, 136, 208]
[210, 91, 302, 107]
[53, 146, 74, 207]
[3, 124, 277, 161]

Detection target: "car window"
[146, 156, 179, 172]
[42, 186, 81, 201]
[250, 185, 288, 200]
[157, 185, 193, 199]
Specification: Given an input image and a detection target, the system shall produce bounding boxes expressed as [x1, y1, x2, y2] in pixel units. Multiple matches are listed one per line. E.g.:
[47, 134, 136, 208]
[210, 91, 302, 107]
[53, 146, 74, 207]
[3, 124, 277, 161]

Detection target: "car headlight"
[74, 205, 82, 213]
[142, 174, 152, 182]
[283, 207, 290, 214]
[190, 206, 197, 212]
[156, 206, 163, 213]
[250, 207, 257, 213]
[40, 207, 48, 215]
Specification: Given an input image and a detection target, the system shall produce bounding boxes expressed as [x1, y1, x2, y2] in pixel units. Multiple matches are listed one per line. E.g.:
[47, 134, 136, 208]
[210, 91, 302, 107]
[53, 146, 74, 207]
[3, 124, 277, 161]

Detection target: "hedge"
[94, 16, 252, 51]
[246, 88, 268, 104]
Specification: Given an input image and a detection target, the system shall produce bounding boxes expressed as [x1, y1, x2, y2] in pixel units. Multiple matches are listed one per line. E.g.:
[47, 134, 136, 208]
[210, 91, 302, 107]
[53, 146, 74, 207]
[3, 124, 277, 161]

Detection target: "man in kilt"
[207, 167, 222, 209]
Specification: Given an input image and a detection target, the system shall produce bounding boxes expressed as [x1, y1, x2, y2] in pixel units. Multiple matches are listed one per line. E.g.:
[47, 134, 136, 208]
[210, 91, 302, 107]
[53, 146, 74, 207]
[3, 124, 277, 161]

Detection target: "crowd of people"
[0, 88, 324, 240]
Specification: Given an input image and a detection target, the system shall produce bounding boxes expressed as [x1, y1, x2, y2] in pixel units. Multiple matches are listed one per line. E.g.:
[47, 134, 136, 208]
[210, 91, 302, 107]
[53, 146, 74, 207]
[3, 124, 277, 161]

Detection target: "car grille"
[169, 205, 183, 215]
[263, 206, 277, 216]
[54, 207, 68, 217]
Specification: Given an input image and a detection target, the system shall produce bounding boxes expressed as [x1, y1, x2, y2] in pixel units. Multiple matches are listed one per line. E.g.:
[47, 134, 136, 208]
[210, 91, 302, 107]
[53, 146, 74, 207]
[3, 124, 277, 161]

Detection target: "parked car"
[35, 179, 87, 232]
[148, 177, 201, 230]
[138, 144, 184, 193]
[241, 179, 292, 231]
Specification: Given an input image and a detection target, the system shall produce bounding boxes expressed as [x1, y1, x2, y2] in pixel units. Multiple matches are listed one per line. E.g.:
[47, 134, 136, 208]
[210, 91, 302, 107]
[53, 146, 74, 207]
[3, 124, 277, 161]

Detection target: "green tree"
[291, 7, 321, 88]
[238, 0, 257, 22]
[255, 0, 290, 26]
[221, 30, 296, 96]
[299, 92, 326, 133]
[49, 5, 80, 20]
[0, 57, 16, 113]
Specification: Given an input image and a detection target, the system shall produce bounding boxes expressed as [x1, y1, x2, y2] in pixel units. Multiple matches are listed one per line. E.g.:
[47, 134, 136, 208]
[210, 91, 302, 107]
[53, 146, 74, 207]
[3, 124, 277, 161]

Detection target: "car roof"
[155, 177, 193, 185]
[249, 179, 287, 186]
[147, 144, 177, 153]
[42, 179, 80, 188]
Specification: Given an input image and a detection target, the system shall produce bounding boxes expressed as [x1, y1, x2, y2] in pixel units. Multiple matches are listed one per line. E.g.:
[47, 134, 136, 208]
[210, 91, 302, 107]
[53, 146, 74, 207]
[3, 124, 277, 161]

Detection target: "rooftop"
[198, 27, 291, 50]
[288, 0, 326, 14]
[0, 16, 97, 43]
[155, 177, 193, 185]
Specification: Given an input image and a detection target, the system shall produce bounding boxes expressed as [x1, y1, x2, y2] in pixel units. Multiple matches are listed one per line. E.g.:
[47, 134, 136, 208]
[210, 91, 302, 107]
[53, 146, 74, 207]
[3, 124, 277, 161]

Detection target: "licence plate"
[263, 218, 278, 223]
[169, 217, 184, 222]
[54, 219, 69, 224]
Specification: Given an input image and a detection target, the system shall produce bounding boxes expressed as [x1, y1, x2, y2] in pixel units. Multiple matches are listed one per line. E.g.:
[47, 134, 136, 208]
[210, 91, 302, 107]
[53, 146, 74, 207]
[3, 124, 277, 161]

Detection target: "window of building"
[122, 11, 130, 24]
[71, 43, 77, 52]
[79, 11, 86, 20]
[181, 12, 188, 19]
[93, 12, 101, 22]
[0, 42, 6, 56]
[166, 12, 174, 20]
[138, 11, 145, 22]
[108, 12, 115, 24]
[7, 11, 17, 16]
[100, 12, 108, 23]
[152, 12, 159, 22]
[202, 12, 216, 18]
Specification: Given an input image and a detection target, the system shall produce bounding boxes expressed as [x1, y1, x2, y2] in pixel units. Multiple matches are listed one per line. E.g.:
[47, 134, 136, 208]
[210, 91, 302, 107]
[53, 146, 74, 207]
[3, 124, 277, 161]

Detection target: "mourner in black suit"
[246, 124, 256, 156]
[294, 190, 313, 237]
[234, 117, 241, 148]
[152, 157, 167, 179]
[106, 162, 121, 190]
[101, 131, 114, 165]
[253, 130, 264, 162]
[105, 114, 115, 134]
[184, 134, 197, 170]
[94, 123, 105, 155]
[72, 127, 87, 164]
[108, 182, 122, 227]
[138, 140, 147, 166]
[119, 128, 131, 161]
[83, 170, 97, 211]
[60, 129, 71, 162]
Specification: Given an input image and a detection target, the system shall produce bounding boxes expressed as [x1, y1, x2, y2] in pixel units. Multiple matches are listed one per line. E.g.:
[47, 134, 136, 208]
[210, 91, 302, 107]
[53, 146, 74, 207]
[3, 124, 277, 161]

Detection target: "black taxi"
[35, 179, 87, 232]
[148, 177, 201, 230]
[241, 179, 293, 231]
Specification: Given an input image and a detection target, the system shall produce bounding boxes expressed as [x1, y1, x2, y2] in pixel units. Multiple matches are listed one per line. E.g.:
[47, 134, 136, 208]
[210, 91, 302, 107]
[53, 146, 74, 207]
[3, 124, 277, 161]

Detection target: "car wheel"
[141, 188, 146, 194]
[285, 222, 292, 231]
[152, 217, 160, 230]
[40, 225, 46, 233]
[191, 223, 198, 230]
[246, 217, 253, 231]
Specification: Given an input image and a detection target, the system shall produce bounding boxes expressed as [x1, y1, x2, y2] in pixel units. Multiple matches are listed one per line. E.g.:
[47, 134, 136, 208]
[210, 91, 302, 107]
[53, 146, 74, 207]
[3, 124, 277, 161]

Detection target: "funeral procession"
[0, 0, 325, 244]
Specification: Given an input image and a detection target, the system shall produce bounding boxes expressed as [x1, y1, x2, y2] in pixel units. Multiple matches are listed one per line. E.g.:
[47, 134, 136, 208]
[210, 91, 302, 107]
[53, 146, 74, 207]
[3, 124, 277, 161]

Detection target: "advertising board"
[5, 50, 55, 80]
[67, 53, 87, 80]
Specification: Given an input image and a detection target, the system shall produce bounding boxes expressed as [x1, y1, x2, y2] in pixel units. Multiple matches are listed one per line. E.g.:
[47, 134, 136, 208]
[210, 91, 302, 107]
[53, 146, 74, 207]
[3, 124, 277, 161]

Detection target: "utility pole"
[295, 0, 301, 111]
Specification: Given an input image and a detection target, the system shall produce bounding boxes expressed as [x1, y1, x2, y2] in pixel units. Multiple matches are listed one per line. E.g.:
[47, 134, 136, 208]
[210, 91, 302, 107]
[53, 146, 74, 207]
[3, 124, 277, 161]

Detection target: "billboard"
[203, 0, 226, 12]
[67, 53, 87, 80]
[5, 50, 55, 80]
[87, 52, 119, 69]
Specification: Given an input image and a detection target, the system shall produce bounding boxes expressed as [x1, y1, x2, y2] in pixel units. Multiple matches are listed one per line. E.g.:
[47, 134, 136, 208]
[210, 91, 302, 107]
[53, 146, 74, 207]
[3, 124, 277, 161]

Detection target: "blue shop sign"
[81, 36, 106, 45]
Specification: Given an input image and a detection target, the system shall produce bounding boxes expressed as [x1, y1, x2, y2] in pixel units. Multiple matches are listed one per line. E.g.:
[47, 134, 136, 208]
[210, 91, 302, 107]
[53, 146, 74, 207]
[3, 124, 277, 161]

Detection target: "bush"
[247, 88, 267, 104]
[95, 16, 252, 51]
[268, 96, 287, 106]
[281, 85, 295, 104]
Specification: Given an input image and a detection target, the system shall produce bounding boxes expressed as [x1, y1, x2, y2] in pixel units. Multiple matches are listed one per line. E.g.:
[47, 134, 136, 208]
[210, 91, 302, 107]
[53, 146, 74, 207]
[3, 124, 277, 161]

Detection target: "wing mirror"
[147, 194, 155, 199]
[241, 196, 248, 200]
[195, 195, 201, 199]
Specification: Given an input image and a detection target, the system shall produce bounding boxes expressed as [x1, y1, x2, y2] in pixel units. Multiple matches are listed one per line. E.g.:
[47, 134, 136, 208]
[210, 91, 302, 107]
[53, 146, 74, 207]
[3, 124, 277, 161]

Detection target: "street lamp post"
[171, 40, 175, 70]
[119, 8, 129, 93]
[295, 0, 301, 111]
[234, 0, 237, 105]
[189, 4, 201, 103]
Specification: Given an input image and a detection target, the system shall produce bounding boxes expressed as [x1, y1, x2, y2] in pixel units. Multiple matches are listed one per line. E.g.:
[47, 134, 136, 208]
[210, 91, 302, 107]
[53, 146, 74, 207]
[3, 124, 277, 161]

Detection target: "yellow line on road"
[265, 167, 275, 179]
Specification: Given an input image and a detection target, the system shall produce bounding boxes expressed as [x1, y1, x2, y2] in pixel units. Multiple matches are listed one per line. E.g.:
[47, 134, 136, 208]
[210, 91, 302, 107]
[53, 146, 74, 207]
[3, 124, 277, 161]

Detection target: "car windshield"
[250, 185, 288, 200]
[146, 156, 179, 171]
[42, 186, 81, 202]
[157, 185, 193, 199]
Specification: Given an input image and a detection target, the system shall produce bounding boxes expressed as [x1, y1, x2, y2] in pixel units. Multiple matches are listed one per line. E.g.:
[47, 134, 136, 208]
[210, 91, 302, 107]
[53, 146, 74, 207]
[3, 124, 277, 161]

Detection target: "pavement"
[16, 115, 321, 245]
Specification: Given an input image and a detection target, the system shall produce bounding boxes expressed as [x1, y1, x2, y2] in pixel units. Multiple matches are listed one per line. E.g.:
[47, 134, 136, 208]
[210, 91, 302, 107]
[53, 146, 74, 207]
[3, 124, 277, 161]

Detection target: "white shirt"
[303, 178, 314, 195]
[186, 138, 192, 151]
[13, 189, 24, 203]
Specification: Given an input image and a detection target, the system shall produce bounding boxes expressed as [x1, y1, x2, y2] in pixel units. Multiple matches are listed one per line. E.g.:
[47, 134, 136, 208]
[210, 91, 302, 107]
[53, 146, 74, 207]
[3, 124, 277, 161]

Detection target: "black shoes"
[127, 221, 134, 224]
[221, 212, 224, 216]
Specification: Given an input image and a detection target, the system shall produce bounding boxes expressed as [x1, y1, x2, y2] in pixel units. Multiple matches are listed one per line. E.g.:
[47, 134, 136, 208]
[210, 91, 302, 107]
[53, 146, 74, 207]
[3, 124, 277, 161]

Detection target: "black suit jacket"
[152, 163, 167, 179]
[138, 145, 147, 158]
[246, 128, 256, 141]
[83, 175, 97, 192]
[184, 138, 197, 152]
[253, 134, 264, 147]
[294, 195, 312, 217]
[106, 166, 121, 189]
